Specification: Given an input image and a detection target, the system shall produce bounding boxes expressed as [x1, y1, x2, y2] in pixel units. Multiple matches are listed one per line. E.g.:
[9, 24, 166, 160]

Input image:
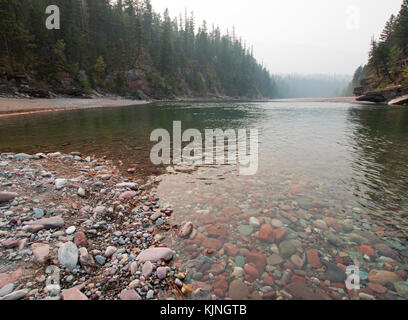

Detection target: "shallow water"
[0, 101, 407, 299]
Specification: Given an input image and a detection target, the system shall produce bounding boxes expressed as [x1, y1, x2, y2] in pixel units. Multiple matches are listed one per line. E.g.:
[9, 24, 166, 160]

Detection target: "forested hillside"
[351, 0, 408, 100]
[0, 0, 276, 99]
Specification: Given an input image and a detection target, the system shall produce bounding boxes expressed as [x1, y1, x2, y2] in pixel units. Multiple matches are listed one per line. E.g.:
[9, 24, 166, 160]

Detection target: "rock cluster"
[0, 152, 188, 300]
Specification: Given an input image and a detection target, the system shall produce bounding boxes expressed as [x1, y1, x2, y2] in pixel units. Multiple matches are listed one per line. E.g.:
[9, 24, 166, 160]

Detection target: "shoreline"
[0, 97, 152, 117]
[0, 96, 375, 118]
[270, 97, 376, 104]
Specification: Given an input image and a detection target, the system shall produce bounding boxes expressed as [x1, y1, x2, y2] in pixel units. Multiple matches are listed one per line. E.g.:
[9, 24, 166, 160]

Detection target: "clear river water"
[0, 101, 407, 300]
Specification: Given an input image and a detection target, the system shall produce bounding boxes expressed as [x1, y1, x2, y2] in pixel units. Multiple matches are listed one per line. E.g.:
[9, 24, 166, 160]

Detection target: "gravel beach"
[0, 151, 196, 300]
[0, 98, 151, 117]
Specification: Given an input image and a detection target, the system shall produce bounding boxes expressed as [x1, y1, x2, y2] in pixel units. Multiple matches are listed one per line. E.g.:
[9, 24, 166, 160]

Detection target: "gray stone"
[58, 242, 79, 271]
[24, 216, 64, 229]
[0, 192, 18, 204]
[95, 255, 106, 266]
[237, 225, 253, 236]
[323, 262, 346, 283]
[55, 178, 67, 189]
[279, 240, 301, 259]
[0, 289, 28, 300]
[0, 283, 14, 297]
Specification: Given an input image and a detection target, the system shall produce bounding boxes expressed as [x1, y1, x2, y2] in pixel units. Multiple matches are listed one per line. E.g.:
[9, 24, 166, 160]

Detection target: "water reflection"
[346, 105, 408, 230]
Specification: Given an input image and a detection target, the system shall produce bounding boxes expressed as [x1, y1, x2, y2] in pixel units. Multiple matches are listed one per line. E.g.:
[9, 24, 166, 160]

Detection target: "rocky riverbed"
[0, 152, 197, 300]
[157, 165, 408, 301]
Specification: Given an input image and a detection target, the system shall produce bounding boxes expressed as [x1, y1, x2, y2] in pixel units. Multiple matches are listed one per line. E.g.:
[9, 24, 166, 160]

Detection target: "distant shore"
[0, 97, 151, 117]
[0, 96, 375, 117]
[271, 97, 375, 104]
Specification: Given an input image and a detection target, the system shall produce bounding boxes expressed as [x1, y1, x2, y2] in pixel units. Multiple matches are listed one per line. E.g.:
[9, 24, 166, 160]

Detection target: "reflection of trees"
[346, 106, 408, 217]
[0, 101, 264, 172]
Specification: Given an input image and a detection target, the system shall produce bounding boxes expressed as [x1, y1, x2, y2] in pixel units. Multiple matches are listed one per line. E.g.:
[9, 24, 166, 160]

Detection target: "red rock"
[263, 291, 276, 299]
[315, 288, 332, 300]
[119, 191, 135, 200]
[214, 288, 225, 297]
[27, 225, 44, 233]
[367, 283, 387, 294]
[206, 225, 228, 238]
[244, 264, 260, 278]
[348, 289, 358, 298]
[203, 238, 222, 251]
[306, 249, 321, 268]
[331, 283, 345, 289]
[73, 231, 88, 247]
[223, 206, 241, 216]
[214, 279, 228, 292]
[199, 214, 218, 224]
[396, 270, 407, 279]
[291, 275, 306, 283]
[263, 276, 275, 286]
[356, 245, 376, 258]
[61, 287, 88, 300]
[31, 243, 50, 264]
[0, 268, 23, 290]
[290, 186, 303, 194]
[119, 289, 141, 300]
[1, 239, 18, 249]
[245, 251, 266, 274]
[212, 197, 224, 207]
[272, 229, 287, 242]
[257, 224, 275, 242]
[178, 222, 194, 238]
[224, 243, 239, 256]
[245, 274, 255, 283]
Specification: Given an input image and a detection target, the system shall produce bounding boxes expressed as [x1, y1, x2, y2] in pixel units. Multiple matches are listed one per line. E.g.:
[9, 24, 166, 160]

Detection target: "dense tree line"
[0, 0, 276, 98]
[364, 0, 408, 89]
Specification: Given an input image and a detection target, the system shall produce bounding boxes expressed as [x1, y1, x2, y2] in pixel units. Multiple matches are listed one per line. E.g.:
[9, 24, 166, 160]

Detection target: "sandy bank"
[0, 97, 151, 117]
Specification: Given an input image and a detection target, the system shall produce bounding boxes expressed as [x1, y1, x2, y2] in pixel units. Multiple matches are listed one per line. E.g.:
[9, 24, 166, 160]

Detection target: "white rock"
[66, 226, 76, 235]
[77, 188, 86, 197]
[55, 179, 67, 189]
[249, 217, 260, 227]
[232, 267, 244, 277]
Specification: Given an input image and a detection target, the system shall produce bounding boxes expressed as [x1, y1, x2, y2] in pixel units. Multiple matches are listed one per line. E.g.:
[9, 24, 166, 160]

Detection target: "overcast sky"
[152, 0, 403, 75]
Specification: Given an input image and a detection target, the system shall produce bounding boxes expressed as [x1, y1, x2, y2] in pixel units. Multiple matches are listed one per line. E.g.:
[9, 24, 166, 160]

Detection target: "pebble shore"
[0, 152, 192, 300]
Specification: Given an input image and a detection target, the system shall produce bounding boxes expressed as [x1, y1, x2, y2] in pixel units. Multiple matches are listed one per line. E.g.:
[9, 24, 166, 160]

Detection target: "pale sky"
[152, 0, 403, 75]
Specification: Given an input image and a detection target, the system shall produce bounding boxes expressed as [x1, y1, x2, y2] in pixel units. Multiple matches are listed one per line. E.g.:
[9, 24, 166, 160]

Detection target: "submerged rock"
[228, 279, 249, 300]
[178, 222, 194, 238]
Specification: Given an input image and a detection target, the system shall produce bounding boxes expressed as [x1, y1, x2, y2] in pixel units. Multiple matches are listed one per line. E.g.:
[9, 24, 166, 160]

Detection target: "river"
[0, 101, 407, 299]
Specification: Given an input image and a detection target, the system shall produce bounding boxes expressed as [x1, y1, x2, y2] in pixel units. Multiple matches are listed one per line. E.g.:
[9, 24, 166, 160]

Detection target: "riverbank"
[0, 97, 151, 117]
[272, 97, 376, 104]
[0, 151, 196, 300]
